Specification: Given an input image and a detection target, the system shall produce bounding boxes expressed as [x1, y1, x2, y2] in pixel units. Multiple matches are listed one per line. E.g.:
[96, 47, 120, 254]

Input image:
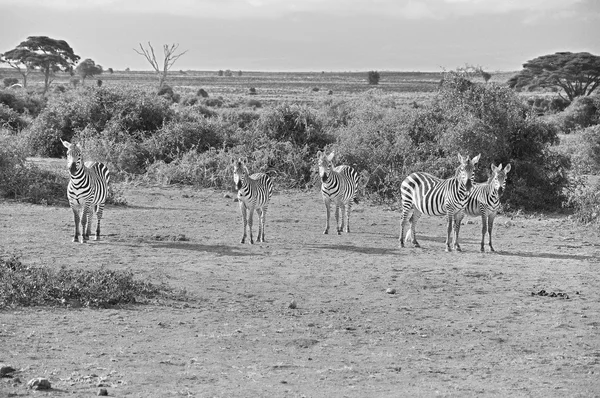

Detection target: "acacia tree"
[75, 58, 103, 85]
[508, 52, 600, 101]
[0, 36, 79, 93]
[133, 42, 187, 89]
[0, 48, 35, 88]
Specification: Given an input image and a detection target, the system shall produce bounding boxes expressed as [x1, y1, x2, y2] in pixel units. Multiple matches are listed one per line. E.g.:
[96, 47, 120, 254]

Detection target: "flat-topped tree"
[134, 42, 188, 89]
[508, 52, 600, 101]
[75, 58, 103, 85]
[1, 36, 80, 93]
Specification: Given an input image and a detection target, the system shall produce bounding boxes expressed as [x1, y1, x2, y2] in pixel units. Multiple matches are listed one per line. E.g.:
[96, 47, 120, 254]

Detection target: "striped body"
[457, 163, 511, 252]
[233, 158, 273, 244]
[62, 140, 110, 243]
[317, 151, 359, 235]
[399, 154, 480, 251]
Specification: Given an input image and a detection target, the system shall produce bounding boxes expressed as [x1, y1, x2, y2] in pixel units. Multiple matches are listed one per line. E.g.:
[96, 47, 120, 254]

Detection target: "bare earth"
[1, 184, 599, 397]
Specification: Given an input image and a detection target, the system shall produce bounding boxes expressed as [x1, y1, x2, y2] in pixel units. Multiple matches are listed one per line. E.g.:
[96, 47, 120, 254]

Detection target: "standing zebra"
[456, 163, 511, 252]
[232, 158, 273, 244]
[317, 151, 359, 235]
[399, 154, 480, 252]
[61, 140, 110, 243]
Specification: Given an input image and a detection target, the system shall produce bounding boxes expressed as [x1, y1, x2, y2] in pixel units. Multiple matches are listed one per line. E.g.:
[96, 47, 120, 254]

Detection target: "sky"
[0, 0, 599, 72]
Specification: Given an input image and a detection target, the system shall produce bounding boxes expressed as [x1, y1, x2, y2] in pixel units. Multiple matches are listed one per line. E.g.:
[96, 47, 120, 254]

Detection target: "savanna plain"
[1, 71, 600, 397]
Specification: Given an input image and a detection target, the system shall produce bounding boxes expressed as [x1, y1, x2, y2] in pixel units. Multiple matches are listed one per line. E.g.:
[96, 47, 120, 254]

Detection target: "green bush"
[565, 178, 600, 225]
[0, 103, 28, 132]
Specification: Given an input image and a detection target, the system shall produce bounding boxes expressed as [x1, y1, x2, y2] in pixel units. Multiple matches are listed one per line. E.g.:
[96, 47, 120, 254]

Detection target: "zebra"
[317, 151, 359, 235]
[61, 140, 110, 243]
[456, 163, 512, 252]
[232, 157, 273, 244]
[399, 153, 480, 252]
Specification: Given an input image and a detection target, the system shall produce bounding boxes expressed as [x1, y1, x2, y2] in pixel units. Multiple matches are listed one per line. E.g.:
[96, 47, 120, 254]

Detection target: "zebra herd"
[62, 144, 510, 252]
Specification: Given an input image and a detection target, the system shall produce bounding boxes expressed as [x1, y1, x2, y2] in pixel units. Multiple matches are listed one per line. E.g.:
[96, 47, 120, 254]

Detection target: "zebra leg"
[344, 203, 351, 233]
[453, 214, 462, 252]
[488, 214, 496, 252]
[335, 205, 341, 235]
[247, 205, 255, 244]
[94, 204, 105, 241]
[445, 215, 454, 252]
[480, 214, 488, 252]
[406, 211, 421, 248]
[256, 208, 264, 243]
[399, 209, 409, 247]
[240, 203, 248, 244]
[71, 205, 82, 243]
[81, 204, 91, 242]
[85, 206, 94, 240]
[323, 199, 331, 234]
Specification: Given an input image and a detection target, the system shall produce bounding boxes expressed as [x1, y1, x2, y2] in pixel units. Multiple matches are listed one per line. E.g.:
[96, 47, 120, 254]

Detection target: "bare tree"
[133, 42, 187, 89]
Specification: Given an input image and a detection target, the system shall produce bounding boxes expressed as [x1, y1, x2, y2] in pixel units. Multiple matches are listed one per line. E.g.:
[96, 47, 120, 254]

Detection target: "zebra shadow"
[494, 250, 598, 262]
[307, 244, 398, 255]
[149, 242, 257, 257]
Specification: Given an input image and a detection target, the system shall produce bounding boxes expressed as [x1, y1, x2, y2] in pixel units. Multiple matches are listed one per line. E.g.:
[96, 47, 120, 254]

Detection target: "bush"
[25, 86, 174, 157]
[0, 133, 66, 204]
[197, 88, 209, 98]
[3, 77, 18, 87]
[559, 95, 600, 131]
[0, 254, 170, 308]
[412, 73, 569, 210]
[568, 125, 600, 174]
[368, 71, 380, 85]
[565, 178, 600, 225]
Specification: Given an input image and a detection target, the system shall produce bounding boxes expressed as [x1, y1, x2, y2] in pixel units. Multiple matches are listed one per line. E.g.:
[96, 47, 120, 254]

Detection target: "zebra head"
[491, 163, 512, 195]
[456, 153, 480, 192]
[317, 151, 335, 183]
[61, 139, 82, 175]
[232, 157, 248, 190]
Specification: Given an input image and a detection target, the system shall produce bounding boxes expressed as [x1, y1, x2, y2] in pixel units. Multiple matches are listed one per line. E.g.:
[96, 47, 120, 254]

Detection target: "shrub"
[197, 88, 209, 98]
[565, 178, 600, 225]
[568, 125, 600, 174]
[0, 133, 66, 204]
[3, 77, 18, 87]
[0, 254, 170, 308]
[257, 103, 333, 151]
[559, 95, 600, 131]
[247, 99, 262, 108]
[0, 103, 28, 132]
[25, 86, 174, 157]
[368, 71, 380, 85]
[249, 87, 257, 95]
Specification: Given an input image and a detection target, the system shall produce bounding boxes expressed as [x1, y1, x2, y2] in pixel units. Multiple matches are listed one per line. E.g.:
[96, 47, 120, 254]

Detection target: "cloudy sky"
[0, 0, 598, 72]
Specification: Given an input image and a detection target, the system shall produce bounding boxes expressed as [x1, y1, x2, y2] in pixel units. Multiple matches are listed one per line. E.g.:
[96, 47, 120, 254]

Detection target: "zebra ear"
[458, 154, 465, 164]
[61, 139, 71, 149]
[504, 163, 511, 173]
[326, 152, 335, 162]
[471, 154, 481, 164]
[316, 151, 323, 159]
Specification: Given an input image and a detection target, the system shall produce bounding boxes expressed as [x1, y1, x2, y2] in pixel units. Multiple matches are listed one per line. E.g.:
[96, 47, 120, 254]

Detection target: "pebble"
[27, 377, 51, 390]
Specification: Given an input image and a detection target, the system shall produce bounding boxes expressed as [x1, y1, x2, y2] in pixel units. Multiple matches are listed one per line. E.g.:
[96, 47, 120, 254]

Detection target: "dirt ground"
[1, 183, 600, 397]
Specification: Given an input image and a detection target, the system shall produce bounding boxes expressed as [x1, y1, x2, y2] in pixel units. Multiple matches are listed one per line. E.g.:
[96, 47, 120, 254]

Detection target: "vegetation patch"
[0, 254, 182, 308]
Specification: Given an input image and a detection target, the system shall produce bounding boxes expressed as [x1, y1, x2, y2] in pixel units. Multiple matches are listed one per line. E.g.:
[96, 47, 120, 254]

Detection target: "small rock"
[98, 388, 108, 396]
[223, 193, 232, 199]
[386, 288, 396, 295]
[27, 377, 51, 390]
[0, 364, 16, 377]
[288, 300, 297, 309]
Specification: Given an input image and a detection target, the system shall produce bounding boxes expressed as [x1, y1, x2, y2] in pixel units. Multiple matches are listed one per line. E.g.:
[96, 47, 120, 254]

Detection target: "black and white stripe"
[62, 140, 110, 243]
[457, 163, 511, 252]
[232, 158, 273, 244]
[317, 151, 359, 235]
[399, 154, 480, 251]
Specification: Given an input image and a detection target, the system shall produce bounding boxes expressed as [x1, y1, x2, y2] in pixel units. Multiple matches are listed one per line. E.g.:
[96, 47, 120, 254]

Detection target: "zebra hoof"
[94, 236, 100, 241]
[72, 238, 79, 243]
[323, 230, 328, 235]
